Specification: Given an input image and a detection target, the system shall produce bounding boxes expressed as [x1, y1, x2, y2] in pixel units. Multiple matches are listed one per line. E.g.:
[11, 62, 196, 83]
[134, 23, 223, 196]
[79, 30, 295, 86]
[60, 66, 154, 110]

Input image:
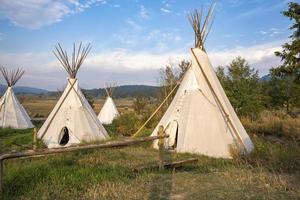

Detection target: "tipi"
[0, 67, 33, 129]
[98, 83, 120, 124]
[151, 6, 254, 158]
[37, 43, 108, 148]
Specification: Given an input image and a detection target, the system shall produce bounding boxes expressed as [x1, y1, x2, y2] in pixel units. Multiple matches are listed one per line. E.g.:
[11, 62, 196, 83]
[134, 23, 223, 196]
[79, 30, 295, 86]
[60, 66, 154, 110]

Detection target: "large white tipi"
[37, 43, 108, 148]
[151, 6, 254, 158]
[98, 84, 120, 124]
[0, 67, 34, 129]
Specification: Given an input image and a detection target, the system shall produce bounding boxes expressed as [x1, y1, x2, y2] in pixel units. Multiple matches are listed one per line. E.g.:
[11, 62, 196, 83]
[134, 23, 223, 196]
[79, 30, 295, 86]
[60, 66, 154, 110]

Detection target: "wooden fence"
[0, 126, 168, 194]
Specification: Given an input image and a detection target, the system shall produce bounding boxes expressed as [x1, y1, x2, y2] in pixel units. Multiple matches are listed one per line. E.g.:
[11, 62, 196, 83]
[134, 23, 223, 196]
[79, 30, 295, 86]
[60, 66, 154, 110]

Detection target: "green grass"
[0, 127, 299, 199]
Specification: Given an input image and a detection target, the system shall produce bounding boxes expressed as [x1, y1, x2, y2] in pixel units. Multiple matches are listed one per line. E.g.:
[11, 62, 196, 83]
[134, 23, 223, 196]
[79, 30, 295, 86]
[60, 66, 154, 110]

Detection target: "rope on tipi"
[132, 64, 191, 137]
[0, 67, 25, 87]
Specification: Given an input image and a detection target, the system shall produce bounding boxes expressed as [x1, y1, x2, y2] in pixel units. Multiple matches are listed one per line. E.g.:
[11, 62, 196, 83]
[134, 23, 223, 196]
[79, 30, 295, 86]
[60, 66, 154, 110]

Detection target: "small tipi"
[151, 6, 254, 158]
[98, 83, 120, 124]
[0, 67, 33, 129]
[37, 43, 108, 148]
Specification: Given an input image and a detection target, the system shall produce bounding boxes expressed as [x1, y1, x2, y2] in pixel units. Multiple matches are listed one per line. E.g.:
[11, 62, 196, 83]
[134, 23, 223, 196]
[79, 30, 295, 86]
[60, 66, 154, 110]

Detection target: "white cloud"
[85, 49, 187, 71]
[259, 27, 285, 37]
[0, 0, 106, 29]
[160, 8, 171, 13]
[139, 5, 150, 19]
[209, 40, 283, 75]
[0, 40, 284, 89]
[126, 19, 143, 30]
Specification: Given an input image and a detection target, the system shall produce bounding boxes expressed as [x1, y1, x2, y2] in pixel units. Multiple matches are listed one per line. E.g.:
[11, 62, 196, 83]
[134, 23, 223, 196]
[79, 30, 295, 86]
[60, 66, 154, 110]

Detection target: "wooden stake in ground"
[33, 127, 37, 150]
[158, 125, 165, 171]
[0, 159, 3, 194]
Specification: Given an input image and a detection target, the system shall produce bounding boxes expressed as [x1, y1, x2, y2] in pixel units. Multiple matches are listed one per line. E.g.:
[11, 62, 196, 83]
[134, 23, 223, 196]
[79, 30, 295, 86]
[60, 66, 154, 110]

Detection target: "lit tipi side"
[98, 83, 120, 124]
[151, 6, 254, 158]
[0, 67, 34, 129]
[37, 43, 108, 148]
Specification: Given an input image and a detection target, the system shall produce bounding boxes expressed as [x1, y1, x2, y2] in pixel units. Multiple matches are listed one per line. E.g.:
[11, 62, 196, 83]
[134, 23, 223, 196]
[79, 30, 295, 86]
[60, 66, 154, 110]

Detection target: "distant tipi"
[37, 43, 108, 148]
[151, 5, 254, 158]
[0, 67, 34, 129]
[98, 83, 120, 124]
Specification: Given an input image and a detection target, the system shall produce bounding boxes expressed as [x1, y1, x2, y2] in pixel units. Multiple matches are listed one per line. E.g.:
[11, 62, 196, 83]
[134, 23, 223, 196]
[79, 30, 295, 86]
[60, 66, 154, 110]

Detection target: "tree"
[216, 57, 264, 117]
[82, 90, 95, 109]
[133, 96, 149, 115]
[158, 60, 191, 107]
[268, 2, 300, 112]
[274, 2, 300, 83]
[178, 60, 190, 79]
[267, 69, 300, 112]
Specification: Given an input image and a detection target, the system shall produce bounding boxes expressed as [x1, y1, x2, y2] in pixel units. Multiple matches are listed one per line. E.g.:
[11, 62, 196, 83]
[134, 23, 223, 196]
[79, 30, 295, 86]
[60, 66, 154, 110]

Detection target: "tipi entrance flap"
[164, 120, 178, 149]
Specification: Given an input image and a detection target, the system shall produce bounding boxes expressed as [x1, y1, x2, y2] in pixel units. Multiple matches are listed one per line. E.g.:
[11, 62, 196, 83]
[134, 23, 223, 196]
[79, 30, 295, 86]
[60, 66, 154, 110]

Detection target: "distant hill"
[0, 84, 49, 95]
[83, 85, 161, 98]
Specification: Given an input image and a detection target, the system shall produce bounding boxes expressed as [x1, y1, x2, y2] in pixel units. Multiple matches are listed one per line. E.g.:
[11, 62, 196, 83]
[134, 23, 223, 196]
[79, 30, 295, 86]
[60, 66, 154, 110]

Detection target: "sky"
[0, 0, 293, 90]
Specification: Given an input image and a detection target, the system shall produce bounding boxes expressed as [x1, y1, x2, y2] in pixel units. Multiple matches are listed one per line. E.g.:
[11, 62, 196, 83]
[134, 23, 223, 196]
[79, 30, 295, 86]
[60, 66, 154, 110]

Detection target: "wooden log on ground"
[31, 118, 47, 121]
[0, 135, 168, 161]
[134, 158, 198, 172]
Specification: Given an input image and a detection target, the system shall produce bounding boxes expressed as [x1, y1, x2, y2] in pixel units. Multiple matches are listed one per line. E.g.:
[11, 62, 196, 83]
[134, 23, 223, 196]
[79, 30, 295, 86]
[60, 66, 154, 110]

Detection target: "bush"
[112, 113, 140, 136]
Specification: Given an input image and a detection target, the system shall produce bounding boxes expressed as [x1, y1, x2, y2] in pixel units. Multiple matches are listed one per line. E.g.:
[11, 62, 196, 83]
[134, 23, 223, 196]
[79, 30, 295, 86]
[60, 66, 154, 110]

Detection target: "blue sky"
[0, 0, 293, 90]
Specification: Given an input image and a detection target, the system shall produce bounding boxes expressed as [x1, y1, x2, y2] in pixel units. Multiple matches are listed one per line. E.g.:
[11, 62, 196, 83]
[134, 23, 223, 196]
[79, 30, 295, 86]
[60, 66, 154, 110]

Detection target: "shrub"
[112, 113, 140, 136]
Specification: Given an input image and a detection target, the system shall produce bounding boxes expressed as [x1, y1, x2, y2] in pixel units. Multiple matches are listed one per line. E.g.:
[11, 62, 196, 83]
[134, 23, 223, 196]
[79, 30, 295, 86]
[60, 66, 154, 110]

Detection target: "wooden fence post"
[158, 125, 165, 171]
[33, 128, 37, 150]
[0, 159, 3, 194]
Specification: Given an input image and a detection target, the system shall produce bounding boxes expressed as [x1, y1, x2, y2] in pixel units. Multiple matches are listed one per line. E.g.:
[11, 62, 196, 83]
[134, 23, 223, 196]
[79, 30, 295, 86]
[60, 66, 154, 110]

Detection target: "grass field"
[1, 128, 300, 199]
[0, 97, 299, 199]
[21, 96, 134, 117]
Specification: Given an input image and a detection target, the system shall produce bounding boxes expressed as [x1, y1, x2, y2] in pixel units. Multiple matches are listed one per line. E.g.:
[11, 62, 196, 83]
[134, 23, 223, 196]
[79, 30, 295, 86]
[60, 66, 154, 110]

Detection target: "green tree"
[82, 90, 95, 109]
[274, 2, 300, 83]
[268, 2, 300, 112]
[267, 69, 300, 112]
[217, 57, 264, 117]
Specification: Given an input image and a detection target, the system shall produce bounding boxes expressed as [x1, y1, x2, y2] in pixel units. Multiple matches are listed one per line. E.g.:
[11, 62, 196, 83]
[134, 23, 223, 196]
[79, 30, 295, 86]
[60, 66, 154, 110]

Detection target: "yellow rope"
[132, 66, 189, 138]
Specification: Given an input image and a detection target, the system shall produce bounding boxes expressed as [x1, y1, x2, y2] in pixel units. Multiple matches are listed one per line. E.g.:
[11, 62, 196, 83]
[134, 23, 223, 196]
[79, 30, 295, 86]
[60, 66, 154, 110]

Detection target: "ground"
[0, 96, 299, 199]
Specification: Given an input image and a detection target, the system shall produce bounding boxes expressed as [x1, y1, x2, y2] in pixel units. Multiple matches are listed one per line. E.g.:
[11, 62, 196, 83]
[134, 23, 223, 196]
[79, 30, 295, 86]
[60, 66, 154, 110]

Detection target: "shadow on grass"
[148, 151, 174, 200]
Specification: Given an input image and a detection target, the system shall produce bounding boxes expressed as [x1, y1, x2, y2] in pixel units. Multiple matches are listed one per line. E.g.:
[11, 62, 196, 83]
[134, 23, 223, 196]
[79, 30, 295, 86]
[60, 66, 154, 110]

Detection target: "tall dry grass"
[241, 110, 300, 140]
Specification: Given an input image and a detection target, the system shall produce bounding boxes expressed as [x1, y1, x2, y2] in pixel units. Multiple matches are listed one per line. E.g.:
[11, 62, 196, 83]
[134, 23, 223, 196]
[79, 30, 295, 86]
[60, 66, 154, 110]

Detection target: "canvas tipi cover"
[98, 86, 119, 124]
[0, 68, 33, 129]
[151, 48, 254, 158]
[37, 43, 108, 148]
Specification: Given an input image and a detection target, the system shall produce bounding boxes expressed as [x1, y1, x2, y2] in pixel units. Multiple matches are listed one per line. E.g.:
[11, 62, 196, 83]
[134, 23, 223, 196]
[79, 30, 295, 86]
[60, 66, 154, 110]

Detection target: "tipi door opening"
[59, 126, 70, 146]
[165, 120, 179, 150]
